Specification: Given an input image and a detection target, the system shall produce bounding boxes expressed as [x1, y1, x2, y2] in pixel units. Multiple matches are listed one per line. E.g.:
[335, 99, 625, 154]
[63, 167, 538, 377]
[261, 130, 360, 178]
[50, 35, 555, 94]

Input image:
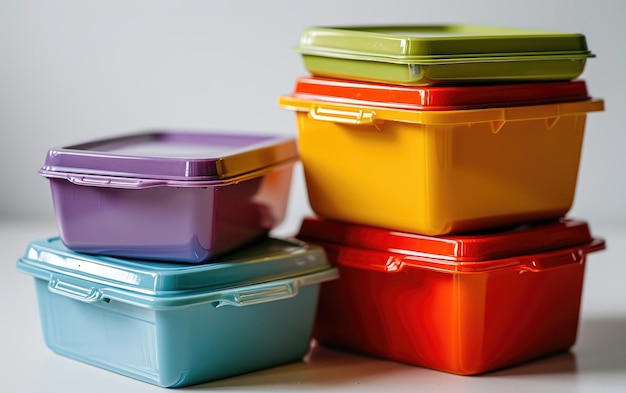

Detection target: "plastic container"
[296, 216, 605, 375]
[39, 131, 298, 263]
[16, 236, 338, 387]
[290, 76, 591, 110]
[296, 25, 594, 85]
[279, 95, 604, 235]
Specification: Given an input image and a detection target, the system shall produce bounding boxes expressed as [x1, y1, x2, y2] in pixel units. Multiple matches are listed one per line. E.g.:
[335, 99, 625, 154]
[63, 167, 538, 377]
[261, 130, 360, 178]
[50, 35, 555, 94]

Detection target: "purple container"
[39, 131, 298, 263]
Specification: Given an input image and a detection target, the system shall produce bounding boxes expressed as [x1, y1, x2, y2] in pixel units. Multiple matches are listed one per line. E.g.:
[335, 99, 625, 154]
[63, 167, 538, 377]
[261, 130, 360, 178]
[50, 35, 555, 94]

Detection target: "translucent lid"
[296, 25, 594, 63]
[297, 216, 605, 271]
[17, 237, 335, 308]
[289, 77, 590, 110]
[39, 131, 298, 184]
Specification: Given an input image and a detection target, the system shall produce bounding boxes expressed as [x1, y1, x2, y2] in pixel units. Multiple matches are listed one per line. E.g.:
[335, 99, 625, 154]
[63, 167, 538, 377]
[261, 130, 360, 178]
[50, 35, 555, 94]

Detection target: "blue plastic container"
[16, 237, 338, 388]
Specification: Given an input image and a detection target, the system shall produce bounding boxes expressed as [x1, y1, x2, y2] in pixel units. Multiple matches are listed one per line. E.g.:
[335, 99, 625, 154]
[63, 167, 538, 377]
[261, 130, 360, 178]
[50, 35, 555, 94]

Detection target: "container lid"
[289, 76, 590, 110]
[296, 217, 605, 273]
[16, 236, 337, 308]
[296, 25, 594, 64]
[39, 131, 298, 187]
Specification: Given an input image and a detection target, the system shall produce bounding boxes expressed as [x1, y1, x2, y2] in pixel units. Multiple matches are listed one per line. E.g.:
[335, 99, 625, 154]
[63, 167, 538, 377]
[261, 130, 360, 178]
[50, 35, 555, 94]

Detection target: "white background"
[1, 1, 625, 392]
[1, 0, 626, 232]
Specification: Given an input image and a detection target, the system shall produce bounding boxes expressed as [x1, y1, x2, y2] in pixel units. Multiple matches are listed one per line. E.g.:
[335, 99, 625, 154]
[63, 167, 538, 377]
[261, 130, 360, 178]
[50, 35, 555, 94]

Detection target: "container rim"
[278, 96, 604, 128]
[303, 238, 605, 274]
[288, 77, 591, 111]
[297, 51, 595, 65]
[40, 131, 299, 184]
[38, 158, 297, 189]
[17, 255, 338, 309]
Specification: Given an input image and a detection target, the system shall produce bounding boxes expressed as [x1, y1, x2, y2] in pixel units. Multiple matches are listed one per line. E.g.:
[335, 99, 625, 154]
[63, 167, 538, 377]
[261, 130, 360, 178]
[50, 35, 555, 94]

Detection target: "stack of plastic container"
[16, 130, 338, 387]
[280, 25, 607, 375]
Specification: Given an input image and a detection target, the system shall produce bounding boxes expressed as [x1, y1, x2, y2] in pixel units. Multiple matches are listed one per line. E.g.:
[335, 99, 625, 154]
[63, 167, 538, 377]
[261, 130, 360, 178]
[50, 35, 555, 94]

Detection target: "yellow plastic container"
[279, 96, 604, 235]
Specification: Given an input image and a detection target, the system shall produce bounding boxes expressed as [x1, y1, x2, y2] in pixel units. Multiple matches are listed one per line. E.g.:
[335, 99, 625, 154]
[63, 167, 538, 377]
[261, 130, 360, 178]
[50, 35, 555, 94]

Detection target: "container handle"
[309, 106, 379, 126]
[67, 175, 168, 189]
[214, 282, 297, 308]
[48, 277, 103, 303]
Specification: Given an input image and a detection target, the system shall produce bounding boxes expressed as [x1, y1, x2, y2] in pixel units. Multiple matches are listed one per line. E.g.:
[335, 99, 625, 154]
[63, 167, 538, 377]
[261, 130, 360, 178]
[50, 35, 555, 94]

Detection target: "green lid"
[296, 25, 594, 63]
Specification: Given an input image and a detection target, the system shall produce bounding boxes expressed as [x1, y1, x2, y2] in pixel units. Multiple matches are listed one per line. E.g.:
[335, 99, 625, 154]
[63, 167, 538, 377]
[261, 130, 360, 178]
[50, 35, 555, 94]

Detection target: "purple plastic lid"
[40, 131, 298, 187]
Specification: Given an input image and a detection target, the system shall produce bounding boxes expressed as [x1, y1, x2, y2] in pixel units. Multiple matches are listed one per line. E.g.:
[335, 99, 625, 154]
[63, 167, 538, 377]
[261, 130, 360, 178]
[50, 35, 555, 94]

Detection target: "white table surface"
[1, 218, 625, 392]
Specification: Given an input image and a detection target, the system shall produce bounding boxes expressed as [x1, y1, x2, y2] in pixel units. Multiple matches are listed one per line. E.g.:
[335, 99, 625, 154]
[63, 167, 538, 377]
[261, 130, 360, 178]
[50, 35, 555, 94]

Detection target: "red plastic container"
[296, 216, 606, 375]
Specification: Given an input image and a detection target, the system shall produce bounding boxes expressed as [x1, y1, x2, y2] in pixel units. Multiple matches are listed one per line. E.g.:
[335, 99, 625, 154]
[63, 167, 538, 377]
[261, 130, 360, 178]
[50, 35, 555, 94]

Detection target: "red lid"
[290, 76, 590, 110]
[296, 216, 604, 272]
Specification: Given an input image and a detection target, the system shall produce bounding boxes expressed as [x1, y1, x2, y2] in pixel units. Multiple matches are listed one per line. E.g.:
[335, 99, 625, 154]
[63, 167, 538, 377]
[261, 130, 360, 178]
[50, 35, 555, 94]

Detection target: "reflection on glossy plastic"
[297, 216, 599, 264]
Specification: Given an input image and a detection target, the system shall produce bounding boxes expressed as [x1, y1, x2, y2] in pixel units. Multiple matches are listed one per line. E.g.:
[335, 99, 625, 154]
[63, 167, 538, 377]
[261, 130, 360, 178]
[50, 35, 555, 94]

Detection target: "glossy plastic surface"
[18, 237, 334, 301]
[296, 25, 594, 85]
[297, 217, 606, 375]
[40, 131, 298, 182]
[297, 216, 597, 264]
[290, 76, 590, 110]
[279, 96, 604, 235]
[17, 237, 338, 387]
[40, 131, 298, 262]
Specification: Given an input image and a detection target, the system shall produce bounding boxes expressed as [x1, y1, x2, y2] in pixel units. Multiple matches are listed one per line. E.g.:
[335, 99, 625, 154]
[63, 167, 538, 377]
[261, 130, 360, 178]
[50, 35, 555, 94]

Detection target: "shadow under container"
[16, 236, 338, 388]
[297, 216, 605, 375]
[295, 24, 594, 86]
[279, 83, 604, 236]
[39, 131, 298, 263]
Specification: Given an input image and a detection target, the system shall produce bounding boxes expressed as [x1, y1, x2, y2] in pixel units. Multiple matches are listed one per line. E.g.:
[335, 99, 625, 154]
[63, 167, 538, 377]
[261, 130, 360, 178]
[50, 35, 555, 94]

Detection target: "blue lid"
[17, 237, 337, 309]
